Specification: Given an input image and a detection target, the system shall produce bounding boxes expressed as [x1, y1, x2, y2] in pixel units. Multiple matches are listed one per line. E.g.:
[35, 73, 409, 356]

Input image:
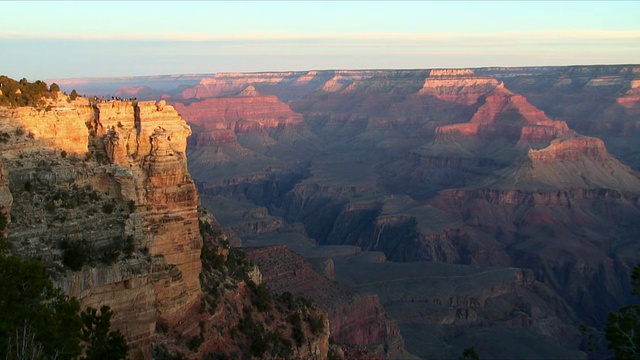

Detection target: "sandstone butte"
[0, 96, 203, 358]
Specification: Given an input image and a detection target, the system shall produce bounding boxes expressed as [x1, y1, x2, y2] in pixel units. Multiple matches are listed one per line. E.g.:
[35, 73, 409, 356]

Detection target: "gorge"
[2, 65, 640, 359]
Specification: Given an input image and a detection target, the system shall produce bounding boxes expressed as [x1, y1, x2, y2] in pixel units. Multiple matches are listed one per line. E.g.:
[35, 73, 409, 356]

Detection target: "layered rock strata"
[245, 245, 405, 359]
[0, 97, 202, 355]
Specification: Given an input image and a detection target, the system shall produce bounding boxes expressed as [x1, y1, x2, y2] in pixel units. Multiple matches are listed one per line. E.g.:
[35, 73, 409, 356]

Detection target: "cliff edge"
[0, 96, 202, 357]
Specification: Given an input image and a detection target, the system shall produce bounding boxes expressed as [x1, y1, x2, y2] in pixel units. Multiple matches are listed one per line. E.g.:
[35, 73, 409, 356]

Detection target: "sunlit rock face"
[91, 100, 203, 324]
[0, 96, 202, 356]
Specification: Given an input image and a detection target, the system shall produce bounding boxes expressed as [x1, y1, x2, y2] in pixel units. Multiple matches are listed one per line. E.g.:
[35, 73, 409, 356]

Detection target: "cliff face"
[0, 159, 11, 239]
[91, 99, 202, 315]
[245, 245, 404, 359]
[0, 97, 202, 355]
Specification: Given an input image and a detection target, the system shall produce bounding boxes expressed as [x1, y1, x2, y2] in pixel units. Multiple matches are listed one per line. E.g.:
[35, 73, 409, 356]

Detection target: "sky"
[1, 1, 639, 80]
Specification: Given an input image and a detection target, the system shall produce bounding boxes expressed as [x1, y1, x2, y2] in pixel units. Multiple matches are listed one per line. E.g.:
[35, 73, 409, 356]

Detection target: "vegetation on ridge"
[0, 75, 78, 107]
[152, 216, 331, 359]
[605, 264, 640, 359]
[0, 253, 128, 360]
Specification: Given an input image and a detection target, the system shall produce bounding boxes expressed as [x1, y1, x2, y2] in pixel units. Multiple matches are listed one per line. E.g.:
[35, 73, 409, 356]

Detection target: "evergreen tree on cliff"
[0, 254, 83, 359]
[0, 254, 128, 359]
[81, 306, 128, 360]
[606, 265, 640, 359]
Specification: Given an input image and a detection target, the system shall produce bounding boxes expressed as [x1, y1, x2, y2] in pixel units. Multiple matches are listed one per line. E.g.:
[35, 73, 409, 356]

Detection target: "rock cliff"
[0, 96, 202, 356]
[245, 245, 405, 359]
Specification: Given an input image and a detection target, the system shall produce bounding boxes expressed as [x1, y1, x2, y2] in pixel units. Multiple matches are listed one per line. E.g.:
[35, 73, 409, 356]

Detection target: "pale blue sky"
[1, 1, 638, 80]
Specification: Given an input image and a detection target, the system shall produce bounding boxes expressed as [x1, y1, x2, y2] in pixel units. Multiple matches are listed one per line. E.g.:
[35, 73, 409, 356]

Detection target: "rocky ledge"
[0, 96, 202, 356]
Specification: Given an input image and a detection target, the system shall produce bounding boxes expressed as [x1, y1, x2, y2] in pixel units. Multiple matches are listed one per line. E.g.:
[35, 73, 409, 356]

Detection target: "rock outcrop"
[172, 88, 304, 132]
[245, 245, 405, 359]
[89, 100, 203, 324]
[0, 97, 202, 356]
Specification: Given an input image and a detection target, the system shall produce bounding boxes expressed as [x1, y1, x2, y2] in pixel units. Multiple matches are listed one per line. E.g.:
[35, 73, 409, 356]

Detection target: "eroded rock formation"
[246, 245, 405, 359]
[0, 96, 201, 356]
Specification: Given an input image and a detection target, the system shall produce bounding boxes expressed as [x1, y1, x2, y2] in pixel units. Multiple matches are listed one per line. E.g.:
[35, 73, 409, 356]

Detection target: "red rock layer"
[245, 245, 405, 358]
[434, 85, 569, 143]
[417, 73, 500, 105]
[172, 88, 303, 135]
[527, 137, 609, 163]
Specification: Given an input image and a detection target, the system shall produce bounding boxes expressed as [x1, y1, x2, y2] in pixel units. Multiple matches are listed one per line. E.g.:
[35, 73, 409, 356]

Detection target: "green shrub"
[328, 347, 343, 360]
[307, 314, 325, 335]
[102, 202, 115, 214]
[186, 335, 203, 352]
[61, 240, 87, 271]
[253, 283, 272, 312]
[0, 209, 7, 231]
[123, 236, 135, 257]
[127, 200, 136, 213]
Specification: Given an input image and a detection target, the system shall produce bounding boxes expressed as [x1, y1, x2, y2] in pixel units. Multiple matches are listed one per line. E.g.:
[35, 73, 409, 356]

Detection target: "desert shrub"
[225, 249, 255, 282]
[60, 150, 67, 158]
[279, 292, 295, 310]
[127, 200, 136, 213]
[328, 347, 343, 360]
[123, 235, 135, 257]
[253, 283, 272, 312]
[288, 312, 305, 346]
[202, 351, 232, 360]
[458, 346, 480, 360]
[69, 89, 78, 100]
[23, 180, 33, 192]
[44, 201, 56, 213]
[101, 249, 119, 265]
[249, 333, 269, 357]
[307, 314, 325, 335]
[102, 202, 115, 214]
[186, 335, 204, 352]
[61, 240, 87, 271]
[605, 264, 640, 359]
[0, 209, 7, 231]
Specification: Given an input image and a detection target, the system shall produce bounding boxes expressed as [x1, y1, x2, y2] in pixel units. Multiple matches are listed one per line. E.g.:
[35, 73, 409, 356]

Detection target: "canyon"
[0, 93, 367, 359]
[21, 65, 640, 358]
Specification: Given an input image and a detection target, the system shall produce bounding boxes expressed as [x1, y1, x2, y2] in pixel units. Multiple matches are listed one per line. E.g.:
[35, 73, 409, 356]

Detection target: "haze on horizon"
[1, 0, 638, 81]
